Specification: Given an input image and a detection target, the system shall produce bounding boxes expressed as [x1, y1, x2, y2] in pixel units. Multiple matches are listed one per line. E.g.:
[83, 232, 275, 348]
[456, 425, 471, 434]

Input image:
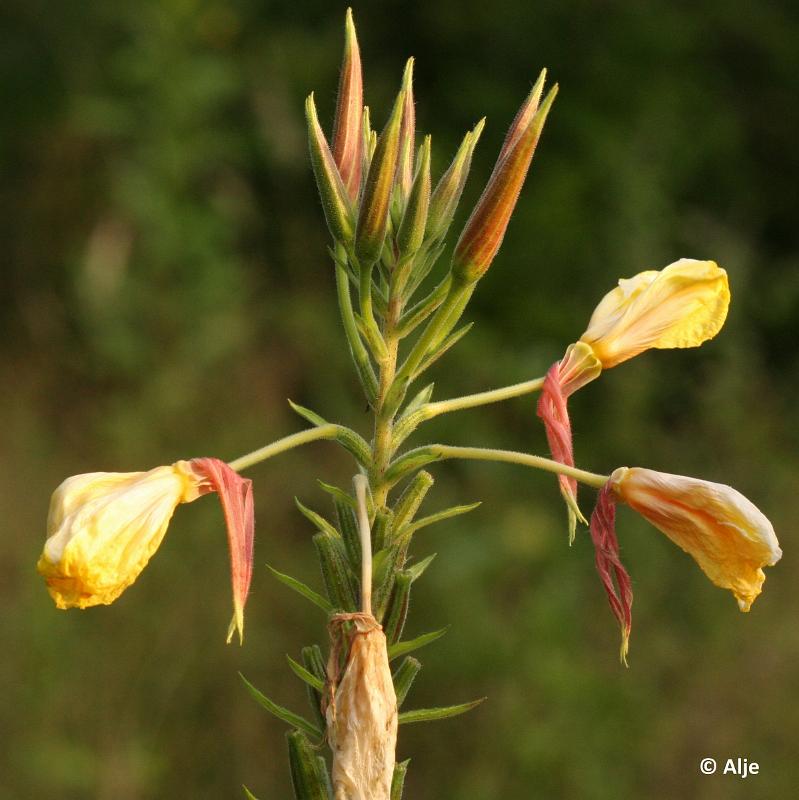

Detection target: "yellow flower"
[37, 457, 254, 643]
[610, 467, 781, 611]
[579, 258, 730, 369]
[37, 462, 201, 609]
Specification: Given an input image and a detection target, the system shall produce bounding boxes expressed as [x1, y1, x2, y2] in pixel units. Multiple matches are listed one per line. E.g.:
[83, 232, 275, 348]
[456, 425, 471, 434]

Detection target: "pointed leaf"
[317, 480, 355, 509]
[267, 565, 333, 614]
[392, 470, 434, 532]
[288, 400, 328, 427]
[391, 760, 410, 800]
[388, 627, 448, 660]
[240, 674, 322, 739]
[287, 655, 325, 693]
[243, 786, 260, 800]
[392, 656, 421, 708]
[295, 498, 339, 538]
[405, 553, 436, 582]
[395, 502, 482, 543]
[398, 697, 486, 724]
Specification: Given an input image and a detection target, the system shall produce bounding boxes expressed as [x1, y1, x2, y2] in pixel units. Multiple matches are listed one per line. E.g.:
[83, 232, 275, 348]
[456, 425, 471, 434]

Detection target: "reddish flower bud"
[354, 67, 408, 266]
[396, 59, 416, 201]
[332, 8, 364, 203]
[452, 74, 557, 283]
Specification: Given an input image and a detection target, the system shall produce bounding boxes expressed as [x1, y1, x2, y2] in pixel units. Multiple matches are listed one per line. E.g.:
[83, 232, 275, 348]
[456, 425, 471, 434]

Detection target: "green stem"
[357, 257, 389, 361]
[228, 425, 341, 472]
[384, 278, 472, 416]
[393, 376, 546, 447]
[385, 443, 608, 489]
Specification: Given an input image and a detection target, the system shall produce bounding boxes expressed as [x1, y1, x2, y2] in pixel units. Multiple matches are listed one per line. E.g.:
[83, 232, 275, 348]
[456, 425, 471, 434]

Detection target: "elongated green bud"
[287, 730, 331, 800]
[313, 531, 358, 612]
[397, 136, 431, 257]
[332, 8, 363, 203]
[301, 645, 327, 732]
[392, 470, 434, 531]
[383, 570, 413, 643]
[426, 118, 485, 242]
[334, 496, 361, 571]
[452, 77, 557, 283]
[306, 93, 354, 243]
[396, 59, 416, 201]
[354, 65, 409, 265]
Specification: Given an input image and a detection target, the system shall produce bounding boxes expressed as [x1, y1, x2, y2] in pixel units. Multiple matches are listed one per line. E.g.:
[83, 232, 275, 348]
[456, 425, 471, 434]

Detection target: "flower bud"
[332, 8, 364, 203]
[306, 93, 355, 243]
[37, 457, 254, 643]
[396, 59, 416, 201]
[610, 467, 781, 612]
[426, 118, 484, 243]
[452, 74, 557, 283]
[396, 136, 431, 257]
[354, 66, 408, 266]
[580, 258, 730, 368]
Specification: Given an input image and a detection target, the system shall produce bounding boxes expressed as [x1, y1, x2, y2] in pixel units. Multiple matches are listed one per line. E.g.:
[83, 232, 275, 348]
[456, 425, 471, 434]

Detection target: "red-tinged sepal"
[536, 362, 584, 541]
[590, 482, 633, 664]
[189, 458, 255, 645]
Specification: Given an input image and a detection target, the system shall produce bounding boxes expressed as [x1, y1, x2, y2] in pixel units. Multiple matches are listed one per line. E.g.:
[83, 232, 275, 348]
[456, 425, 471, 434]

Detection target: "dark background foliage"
[1, 1, 797, 798]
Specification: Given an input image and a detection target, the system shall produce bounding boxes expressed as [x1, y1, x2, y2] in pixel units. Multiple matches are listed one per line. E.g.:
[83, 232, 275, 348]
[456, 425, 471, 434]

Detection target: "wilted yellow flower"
[610, 466, 781, 611]
[38, 462, 200, 609]
[327, 613, 397, 800]
[580, 258, 730, 369]
[38, 457, 254, 643]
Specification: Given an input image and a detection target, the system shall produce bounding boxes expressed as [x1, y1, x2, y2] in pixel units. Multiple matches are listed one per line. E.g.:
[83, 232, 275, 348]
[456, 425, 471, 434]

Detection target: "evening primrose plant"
[37, 10, 781, 799]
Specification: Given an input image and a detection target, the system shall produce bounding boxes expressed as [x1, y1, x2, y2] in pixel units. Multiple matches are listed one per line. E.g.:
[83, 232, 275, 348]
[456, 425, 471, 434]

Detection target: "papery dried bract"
[611, 467, 781, 611]
[327, 615, 397, 800]
[580, 259, 730, 369]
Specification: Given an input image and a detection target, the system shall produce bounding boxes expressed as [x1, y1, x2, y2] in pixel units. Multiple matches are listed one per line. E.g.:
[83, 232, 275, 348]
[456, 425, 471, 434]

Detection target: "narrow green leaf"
[240, 674, 322, 739]
[288, 399, 328, 427]
[395, 502, 482, 543]
[391, 760, 410, 800]
[383, 571, 412, 644]
[392, 657, 421, 708]
[405, 553, 436, 582]
[243, 786, 260, 800]
[318, 481, 355, 509]
[296, 498, 340, 538]
[398, 697, 485, 724]
[267, 565, 333, 614]
[301, 645, 327, 732]
[388, 627, 448, 660]
[392, 470, 434, 532]
[287, 655, 325, 693]
[413, 322, 474, 379]
[398, 383, 434, 422]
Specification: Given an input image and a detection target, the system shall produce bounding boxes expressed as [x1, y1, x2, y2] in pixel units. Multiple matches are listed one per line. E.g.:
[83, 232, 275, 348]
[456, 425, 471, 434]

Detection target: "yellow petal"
[611, 467, 781, 611]
[37, 462, 199, 609]
[580, 259, 730, 368]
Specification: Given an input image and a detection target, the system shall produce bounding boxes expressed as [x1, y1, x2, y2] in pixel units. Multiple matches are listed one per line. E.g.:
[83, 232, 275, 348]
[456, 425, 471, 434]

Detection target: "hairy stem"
[228, 425, 341, 472]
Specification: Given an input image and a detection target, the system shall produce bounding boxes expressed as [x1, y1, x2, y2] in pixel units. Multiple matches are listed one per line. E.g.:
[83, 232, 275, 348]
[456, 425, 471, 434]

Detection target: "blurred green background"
[2, 1, 798, 798]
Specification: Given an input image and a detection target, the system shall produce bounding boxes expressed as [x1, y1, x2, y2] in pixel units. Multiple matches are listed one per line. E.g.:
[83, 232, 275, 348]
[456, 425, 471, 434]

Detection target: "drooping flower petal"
[38, 462, 201, 609]
[536, 343, 601, 541]
[589, 482, 633, 663]
[189, 457, 255, 644]
[610, 467, 781, 611]
[580, 259, 730, 369]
